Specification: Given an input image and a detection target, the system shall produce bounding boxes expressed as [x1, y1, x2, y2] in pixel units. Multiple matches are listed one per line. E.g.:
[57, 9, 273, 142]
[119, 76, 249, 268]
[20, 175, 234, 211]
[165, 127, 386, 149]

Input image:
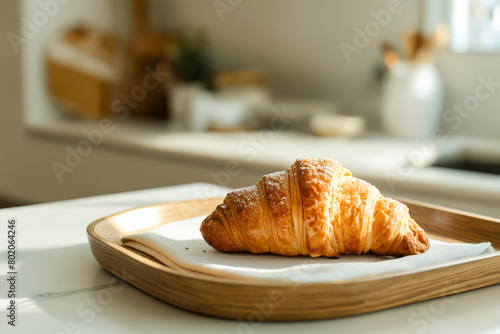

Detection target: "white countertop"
[28, 116, 500, 205]
[1, 183, 500, 334]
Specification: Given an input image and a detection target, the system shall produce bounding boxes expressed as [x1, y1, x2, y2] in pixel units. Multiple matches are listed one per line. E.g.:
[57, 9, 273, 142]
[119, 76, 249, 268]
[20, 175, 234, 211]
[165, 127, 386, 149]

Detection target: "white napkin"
[122, 216, 494, 283]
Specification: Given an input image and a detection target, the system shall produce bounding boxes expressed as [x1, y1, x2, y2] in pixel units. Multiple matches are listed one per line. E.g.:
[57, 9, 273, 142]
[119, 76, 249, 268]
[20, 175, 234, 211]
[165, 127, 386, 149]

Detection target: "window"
[426, 0, 500, 52]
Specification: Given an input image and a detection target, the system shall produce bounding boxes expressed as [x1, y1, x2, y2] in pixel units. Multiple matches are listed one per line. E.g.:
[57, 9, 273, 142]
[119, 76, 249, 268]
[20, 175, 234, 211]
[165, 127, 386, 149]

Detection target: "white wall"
[437, 50, 500, 139]
[158, 0, 500, 139]
[158, 0, 422, 127]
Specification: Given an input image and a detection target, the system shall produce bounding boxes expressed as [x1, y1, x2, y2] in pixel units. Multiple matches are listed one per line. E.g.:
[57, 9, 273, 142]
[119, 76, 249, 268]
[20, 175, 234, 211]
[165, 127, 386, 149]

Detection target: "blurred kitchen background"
[0, 0, 499, 216]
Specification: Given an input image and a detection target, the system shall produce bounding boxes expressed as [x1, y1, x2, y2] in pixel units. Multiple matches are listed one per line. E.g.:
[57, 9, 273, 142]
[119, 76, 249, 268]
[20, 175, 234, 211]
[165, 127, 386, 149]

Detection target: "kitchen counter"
[1, 183, 500, 334]
[29, 116, 500, 208]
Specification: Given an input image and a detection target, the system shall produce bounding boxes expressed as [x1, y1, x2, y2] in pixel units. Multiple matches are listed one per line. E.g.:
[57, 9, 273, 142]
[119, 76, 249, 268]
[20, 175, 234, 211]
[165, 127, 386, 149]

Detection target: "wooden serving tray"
[87, 197, 500, 321]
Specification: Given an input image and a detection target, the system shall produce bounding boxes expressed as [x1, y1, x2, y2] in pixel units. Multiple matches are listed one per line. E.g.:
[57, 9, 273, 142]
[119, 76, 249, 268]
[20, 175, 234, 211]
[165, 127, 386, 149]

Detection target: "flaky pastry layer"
[200, 158, 429, 257]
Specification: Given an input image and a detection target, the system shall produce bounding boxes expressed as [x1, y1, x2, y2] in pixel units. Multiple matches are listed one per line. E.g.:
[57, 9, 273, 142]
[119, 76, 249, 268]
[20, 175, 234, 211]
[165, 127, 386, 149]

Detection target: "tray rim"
[87, 201, 500, 286]
[86, 196, 500, 320]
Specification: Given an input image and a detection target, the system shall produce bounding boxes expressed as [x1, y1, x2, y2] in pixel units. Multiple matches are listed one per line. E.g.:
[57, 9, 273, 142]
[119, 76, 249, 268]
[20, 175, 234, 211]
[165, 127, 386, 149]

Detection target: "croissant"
[200, 158, 429, 258]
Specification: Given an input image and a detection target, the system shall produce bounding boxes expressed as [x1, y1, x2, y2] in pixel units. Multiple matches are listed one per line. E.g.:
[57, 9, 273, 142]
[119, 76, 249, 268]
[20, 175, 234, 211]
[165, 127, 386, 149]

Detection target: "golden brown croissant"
[200, 158, 429, 258]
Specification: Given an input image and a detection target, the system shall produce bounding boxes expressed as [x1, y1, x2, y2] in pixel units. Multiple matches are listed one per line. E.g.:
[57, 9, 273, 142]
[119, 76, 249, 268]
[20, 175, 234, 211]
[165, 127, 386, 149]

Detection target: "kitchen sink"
[433, 159, 500, 176]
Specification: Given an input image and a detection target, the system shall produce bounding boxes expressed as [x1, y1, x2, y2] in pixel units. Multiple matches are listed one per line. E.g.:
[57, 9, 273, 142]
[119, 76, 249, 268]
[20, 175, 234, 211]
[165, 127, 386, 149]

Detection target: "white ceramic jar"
[381, 61, 444, 139]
